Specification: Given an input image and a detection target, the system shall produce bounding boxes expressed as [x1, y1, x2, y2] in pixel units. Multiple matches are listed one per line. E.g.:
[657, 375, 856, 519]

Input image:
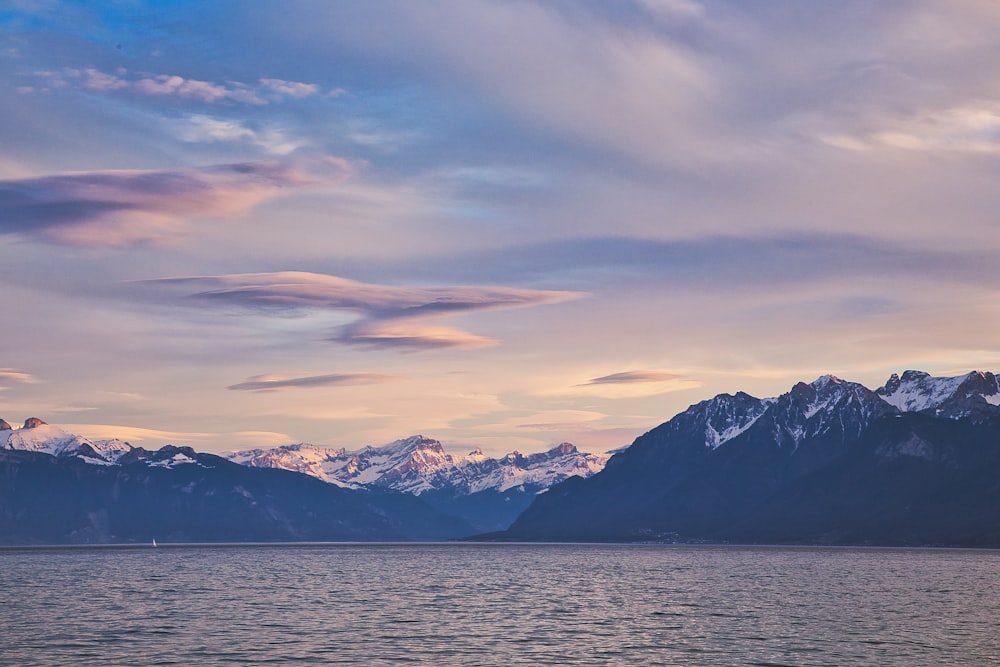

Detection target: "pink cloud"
[0, 368, 35, 384]
[143, 271, 585, 351]
[0, 159, 352, 246]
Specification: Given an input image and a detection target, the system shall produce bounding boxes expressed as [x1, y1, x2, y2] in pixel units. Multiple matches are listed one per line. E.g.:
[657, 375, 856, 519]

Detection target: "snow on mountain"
[877, 370, 1000, 419]
[697, 392, 772, 450]
[225, 437, 611, 496]
[767, 375, 897, 448]
[88, 439, 134, 464]
[1, 418, 134, 463]
[669, 370, 1000, 455]
[2, 419, 90, 455]
[6, 368, 996, 490]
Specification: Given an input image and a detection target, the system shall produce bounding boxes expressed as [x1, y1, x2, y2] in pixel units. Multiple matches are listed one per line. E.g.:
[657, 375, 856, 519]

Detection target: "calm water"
[2, 543, 998, 666]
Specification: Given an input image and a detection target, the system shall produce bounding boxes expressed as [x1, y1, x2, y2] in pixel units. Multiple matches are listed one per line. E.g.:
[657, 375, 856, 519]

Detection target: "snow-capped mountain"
[877, 370, 1000, 420]
[225, 436, 610, 496]
[1, 418, 132, 464]
[0, 439, 472, 545]
[503, 370, 1000, 545]
[634, 370, 999, 456]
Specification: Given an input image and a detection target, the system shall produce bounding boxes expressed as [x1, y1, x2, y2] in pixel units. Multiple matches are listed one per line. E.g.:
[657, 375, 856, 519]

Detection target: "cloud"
[821, 101, 1000, 154]
[582, 371, 682, 386]
[142, 271, 585, 351]
[331, 320, 496, 350]
[322, 1, 718, 167]
[0, 369, 35, 384]
[559, 370, 702, 399]
[172, 115, 303, 155]
[48, 68, 322, 105]
[392, 233, 1000, 291]
[62, 67, 265, 104]
[0, 158, 351, 246]
[61, 424, 294, 449]
[133, 75, 263, 104]
[228, 372, 400, 392]
[259, 78, 319, 98]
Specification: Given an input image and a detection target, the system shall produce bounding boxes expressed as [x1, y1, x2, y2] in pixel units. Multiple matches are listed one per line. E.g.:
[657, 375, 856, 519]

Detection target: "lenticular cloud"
[0, 159, 350, 247]
[143, 271, 585, 351]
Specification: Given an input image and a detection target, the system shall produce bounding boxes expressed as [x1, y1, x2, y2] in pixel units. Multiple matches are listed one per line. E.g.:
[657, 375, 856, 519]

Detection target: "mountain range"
[224, 437, 609, 531]
[497, 370, 1000, 546]
[0, 418, 474, 544]
[4, 369, 1000, 546]
[0, 418, 608, 542]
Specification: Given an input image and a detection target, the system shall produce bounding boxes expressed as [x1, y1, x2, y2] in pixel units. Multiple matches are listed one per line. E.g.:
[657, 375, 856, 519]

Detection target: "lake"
[2, 543, 998, 665]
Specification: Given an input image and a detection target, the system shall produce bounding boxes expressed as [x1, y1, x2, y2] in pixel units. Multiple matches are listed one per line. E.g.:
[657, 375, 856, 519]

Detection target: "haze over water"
[3, 543, 997, 666]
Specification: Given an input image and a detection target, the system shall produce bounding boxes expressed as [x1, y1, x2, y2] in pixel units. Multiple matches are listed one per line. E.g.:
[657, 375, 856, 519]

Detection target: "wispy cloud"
[61, 424, 294, 449]
[0, 368, 35, 384]
[228, 372, 400, 392]
[327, 1, 717, 167]
[0, 158, 351, 246]
[142, 271, 585, 351]
[259, 78, 319, 98]
[582, 371, 682, 386]
[36, 68, 324, 105]
[171, 115, 303, 155]
[550, 370, 702, 398]
[396, 234, 1000, 290]
[821, 101, 1000, 154]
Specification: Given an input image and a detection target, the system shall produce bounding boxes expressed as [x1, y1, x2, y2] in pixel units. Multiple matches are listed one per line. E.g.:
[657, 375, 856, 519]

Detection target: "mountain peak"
[877, 370, 1000, 419]
[548, 442, 577, 456]
[226, 434, 609, 498]
[811, 374, 844, 388]
[23, 417, 47, 429]
[391, 435, 444, 451]
[0, 419, 11, 431]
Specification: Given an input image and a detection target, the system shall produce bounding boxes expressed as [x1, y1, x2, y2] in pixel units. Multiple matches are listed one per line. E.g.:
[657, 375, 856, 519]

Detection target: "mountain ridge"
[1, 418, 611, 535]
[5, 369, 1000, 546]
[495, 369, 1000, 546]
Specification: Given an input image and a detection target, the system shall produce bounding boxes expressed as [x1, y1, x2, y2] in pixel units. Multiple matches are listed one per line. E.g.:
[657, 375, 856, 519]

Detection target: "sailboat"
[152, 538, 157, 547]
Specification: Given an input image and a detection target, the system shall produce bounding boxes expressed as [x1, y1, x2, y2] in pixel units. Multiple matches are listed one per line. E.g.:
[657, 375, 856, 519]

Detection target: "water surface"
[2, 543, 998, 665]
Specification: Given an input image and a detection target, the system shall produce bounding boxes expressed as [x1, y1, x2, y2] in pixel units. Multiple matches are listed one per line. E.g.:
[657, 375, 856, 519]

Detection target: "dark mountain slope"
[0, 447, 473, 544]
[498, 373, 1000, 546]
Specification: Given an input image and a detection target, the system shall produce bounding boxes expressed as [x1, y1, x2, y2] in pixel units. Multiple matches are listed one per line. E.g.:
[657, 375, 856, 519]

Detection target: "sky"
[2, 0, 1000, 456]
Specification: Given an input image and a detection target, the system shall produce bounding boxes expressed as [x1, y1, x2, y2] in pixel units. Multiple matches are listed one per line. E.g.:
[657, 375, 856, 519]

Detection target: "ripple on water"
[1, 544, 999, 666]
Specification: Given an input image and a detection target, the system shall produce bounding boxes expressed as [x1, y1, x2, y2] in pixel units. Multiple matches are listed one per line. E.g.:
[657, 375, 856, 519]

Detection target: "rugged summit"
[1, 418, 608, 537]
[877, 370, 1000, 420]
[500, 370, 1000, 546]
[1, 418, 132, 463]
[226, 436, 607, 495]
[0, 422, 473, 544]
[225, 436, 610, 531]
